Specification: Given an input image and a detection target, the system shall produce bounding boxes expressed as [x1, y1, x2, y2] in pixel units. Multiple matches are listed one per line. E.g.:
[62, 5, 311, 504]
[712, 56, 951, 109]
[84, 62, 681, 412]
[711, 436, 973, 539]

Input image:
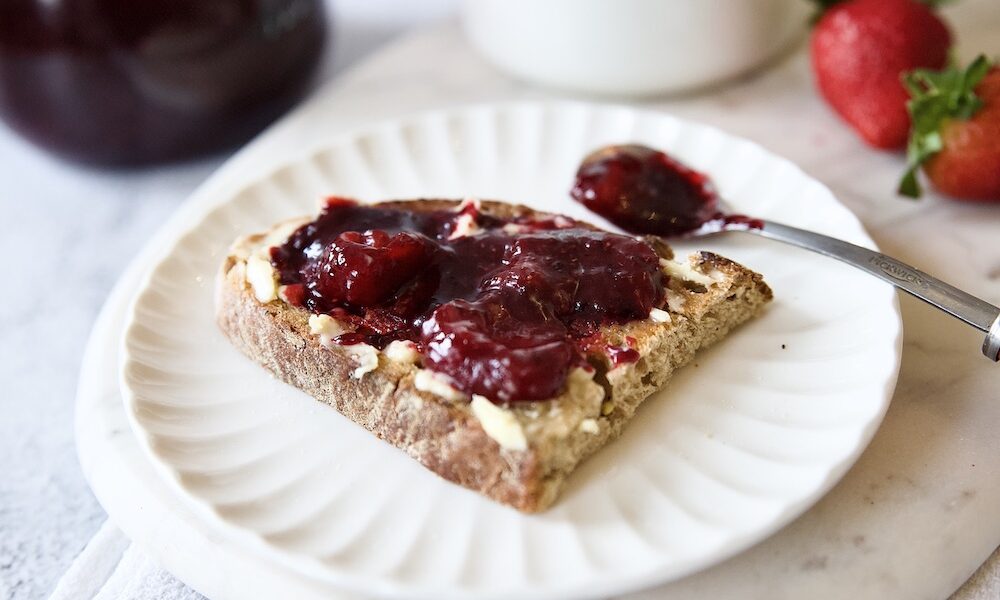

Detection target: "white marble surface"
[5, 0, 1000, 598]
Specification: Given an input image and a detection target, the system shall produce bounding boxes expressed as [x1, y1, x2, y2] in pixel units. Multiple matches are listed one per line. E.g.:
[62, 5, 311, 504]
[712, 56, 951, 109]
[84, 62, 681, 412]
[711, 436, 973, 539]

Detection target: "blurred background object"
[461, 0, 812, 96]
[0, 0, 326, 166]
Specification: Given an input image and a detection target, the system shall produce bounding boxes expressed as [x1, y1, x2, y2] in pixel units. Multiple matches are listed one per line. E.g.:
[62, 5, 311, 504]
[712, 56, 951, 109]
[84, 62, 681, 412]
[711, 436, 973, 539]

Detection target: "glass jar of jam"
[0, 0, 327, 167]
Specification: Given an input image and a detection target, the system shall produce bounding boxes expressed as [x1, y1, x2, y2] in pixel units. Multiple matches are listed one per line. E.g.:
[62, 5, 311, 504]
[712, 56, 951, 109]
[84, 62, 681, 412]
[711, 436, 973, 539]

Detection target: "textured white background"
[0, 2, 456, 598]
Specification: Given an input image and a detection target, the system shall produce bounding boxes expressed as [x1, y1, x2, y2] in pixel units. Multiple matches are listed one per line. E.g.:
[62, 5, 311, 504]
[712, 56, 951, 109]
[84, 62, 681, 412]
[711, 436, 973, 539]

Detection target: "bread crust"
[216, 199, 772, 512]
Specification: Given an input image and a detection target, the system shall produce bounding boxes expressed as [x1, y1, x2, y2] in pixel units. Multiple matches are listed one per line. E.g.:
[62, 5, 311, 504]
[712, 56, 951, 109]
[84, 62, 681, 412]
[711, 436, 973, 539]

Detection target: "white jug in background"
[461, 0, 811, 97]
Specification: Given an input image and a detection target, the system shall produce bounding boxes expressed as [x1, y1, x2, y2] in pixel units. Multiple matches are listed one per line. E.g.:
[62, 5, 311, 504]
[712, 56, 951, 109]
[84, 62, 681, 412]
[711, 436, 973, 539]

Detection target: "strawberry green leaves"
[899, 55, 993, 197]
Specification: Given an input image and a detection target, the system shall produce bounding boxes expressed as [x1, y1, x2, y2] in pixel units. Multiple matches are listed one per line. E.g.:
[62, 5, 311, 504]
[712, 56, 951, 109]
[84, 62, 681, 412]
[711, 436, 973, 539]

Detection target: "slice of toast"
[216, 199, 772, 512]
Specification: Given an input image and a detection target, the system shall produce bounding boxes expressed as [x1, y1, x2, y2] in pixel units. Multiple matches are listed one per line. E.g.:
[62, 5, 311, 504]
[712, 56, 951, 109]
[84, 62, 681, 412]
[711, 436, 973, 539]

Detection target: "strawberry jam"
[571, 143, 766, 237]
[271, 198, 666, 403]
[571, 144, 721, 236]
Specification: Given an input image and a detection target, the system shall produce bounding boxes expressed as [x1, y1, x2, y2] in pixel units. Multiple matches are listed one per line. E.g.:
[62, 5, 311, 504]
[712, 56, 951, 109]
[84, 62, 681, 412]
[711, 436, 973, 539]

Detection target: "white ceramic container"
[461, 0, 811, 96]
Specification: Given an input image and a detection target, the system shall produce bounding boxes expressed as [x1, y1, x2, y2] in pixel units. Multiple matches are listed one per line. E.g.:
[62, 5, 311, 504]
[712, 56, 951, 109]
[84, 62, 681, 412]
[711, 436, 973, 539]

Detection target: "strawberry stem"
[898, 54, 993, 198]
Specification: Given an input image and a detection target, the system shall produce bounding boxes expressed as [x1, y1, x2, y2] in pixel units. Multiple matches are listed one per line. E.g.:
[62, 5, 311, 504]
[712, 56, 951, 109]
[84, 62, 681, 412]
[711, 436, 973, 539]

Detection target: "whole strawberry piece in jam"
[810, 0, 952, 150]
[421, 300, 574, 403]
[900, 56, 1000, 202]
[310, 230, 435, 307]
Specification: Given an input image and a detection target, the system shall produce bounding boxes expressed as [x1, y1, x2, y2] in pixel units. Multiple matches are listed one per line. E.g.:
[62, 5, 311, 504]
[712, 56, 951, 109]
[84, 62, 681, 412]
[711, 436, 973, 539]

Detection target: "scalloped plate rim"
[120, 101, 903, 600]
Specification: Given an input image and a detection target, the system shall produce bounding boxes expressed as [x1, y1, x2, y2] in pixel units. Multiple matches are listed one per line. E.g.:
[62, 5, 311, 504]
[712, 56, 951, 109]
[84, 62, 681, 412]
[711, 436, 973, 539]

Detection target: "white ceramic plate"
[121, 103, 901, 600]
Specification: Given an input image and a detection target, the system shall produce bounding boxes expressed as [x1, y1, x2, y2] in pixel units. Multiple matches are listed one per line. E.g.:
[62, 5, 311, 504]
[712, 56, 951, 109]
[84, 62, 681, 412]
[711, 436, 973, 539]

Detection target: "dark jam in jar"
[271, 199, 667, 404]
[571, 144, 763, 236]
[0, 0, 326, 166]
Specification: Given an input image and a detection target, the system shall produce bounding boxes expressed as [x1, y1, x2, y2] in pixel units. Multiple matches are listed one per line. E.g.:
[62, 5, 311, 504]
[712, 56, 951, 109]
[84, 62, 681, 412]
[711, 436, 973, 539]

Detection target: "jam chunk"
[305, 230, 436, 307]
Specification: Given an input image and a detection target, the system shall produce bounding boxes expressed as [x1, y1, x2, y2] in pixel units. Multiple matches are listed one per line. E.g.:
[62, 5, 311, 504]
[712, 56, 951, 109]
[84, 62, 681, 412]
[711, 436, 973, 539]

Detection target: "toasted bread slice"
[216, 199, 772, 512]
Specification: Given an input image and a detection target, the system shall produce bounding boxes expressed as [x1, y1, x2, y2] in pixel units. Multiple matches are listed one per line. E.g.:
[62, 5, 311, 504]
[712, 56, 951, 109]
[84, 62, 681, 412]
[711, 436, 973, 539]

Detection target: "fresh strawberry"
[899, 56, 1000, 201]
[810, 0, 952, 150]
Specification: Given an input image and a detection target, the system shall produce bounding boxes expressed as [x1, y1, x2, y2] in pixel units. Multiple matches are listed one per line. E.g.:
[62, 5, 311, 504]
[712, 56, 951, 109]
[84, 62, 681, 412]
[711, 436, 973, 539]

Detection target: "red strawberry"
[810, 0, 952, 150]
[899, 56, 1000, 202]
